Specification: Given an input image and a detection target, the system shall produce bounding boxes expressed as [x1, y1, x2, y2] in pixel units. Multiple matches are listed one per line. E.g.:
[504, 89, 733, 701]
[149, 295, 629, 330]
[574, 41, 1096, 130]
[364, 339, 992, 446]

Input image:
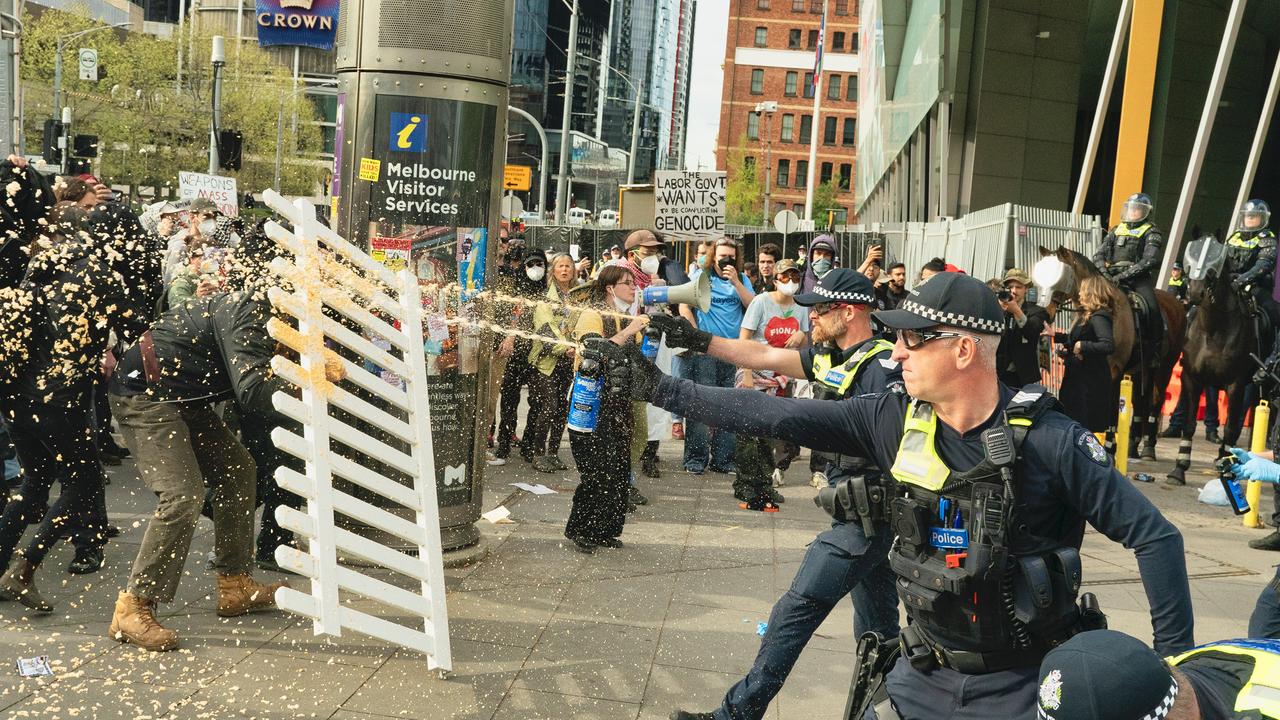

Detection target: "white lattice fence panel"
[261, 189, 452, 672]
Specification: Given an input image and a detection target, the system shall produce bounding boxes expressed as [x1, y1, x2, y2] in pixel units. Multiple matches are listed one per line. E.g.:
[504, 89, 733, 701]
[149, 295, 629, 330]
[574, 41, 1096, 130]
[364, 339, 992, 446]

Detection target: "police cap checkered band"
[1034, 630, 1180, 720]
[872, 272, 1005, 334]
[897, 298, 1005, 334]
[793, 268, 877, 307]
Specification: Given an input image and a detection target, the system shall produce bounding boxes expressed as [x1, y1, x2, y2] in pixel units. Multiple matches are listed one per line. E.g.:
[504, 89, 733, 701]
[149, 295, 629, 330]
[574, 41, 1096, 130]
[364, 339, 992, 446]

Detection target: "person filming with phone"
[995, 268, 1049, 387]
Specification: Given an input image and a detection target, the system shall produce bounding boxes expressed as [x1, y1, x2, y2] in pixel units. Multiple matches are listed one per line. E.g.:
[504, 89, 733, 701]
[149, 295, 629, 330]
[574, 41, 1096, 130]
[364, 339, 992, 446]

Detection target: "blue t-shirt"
[691, 267, 753, 339]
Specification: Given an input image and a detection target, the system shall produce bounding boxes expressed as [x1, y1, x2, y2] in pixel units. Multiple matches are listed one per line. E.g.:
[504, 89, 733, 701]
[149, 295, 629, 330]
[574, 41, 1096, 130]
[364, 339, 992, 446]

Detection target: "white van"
[566, 207, 592, 226]
[597, 209, 619, 227]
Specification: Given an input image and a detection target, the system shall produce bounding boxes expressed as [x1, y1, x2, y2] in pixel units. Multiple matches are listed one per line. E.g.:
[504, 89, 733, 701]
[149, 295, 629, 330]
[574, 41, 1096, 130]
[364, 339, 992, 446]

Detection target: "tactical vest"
[1227, 230, 1276, 276]
[811, 339, 895, 472]
[1169, 639, 1280, 718]
[1168, 276, 1184, 288]
[888, 387, 1084, 667]
[1108, 222, 1152, 264]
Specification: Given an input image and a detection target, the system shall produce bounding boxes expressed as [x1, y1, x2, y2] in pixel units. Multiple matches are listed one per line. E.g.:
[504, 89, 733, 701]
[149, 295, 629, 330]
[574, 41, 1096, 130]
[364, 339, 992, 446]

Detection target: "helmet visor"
[1237, 210, 1271, 231]
[1122, 200, 1152, 223]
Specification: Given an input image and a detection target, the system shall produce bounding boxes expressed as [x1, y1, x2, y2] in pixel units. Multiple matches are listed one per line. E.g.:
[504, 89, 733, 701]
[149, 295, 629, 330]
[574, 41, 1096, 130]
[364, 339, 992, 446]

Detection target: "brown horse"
[1032, 247, 1187, 459]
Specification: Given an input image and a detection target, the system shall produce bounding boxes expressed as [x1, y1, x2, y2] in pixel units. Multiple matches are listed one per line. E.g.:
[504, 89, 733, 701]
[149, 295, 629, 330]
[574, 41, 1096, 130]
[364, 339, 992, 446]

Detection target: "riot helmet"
[1237, 199, 1271, 232]
[1121, 193, 1152, 224]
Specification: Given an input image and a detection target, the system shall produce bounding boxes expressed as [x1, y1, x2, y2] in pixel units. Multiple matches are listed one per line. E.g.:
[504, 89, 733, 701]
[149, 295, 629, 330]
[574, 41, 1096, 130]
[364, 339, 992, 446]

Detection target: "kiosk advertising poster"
[358, 94, 498, 508]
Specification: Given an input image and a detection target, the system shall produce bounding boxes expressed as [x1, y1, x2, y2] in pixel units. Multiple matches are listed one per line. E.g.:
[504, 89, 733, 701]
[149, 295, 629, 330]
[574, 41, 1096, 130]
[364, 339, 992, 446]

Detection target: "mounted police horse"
[1031, 248, 1187, 461]
[1165, 220, 1278, 484]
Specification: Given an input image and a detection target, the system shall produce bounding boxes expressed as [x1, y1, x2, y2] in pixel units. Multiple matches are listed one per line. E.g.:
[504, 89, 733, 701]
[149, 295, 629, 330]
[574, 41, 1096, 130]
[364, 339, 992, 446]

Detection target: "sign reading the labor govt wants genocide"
[654, 170, 726, 239]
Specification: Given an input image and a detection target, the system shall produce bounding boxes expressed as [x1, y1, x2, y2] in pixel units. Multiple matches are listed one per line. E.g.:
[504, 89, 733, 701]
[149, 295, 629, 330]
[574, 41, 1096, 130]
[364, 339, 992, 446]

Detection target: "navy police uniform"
[1093, 197, 1164, 340]
[645, 273, 1194, 719]
[1226, 224, 1279, 328]
[663, 270, 907, 720]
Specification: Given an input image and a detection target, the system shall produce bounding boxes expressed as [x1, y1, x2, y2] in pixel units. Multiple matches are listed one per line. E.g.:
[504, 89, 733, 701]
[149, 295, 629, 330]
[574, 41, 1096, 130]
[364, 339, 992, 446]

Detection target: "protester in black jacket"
[106, 231, 303, 652]
[0, 195, 162, 612]
[1056, 277, 1118, 433]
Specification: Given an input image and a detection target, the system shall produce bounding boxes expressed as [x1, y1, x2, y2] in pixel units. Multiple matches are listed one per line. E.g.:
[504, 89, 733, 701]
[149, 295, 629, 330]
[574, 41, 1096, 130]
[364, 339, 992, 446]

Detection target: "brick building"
[716, 0, 860, 224]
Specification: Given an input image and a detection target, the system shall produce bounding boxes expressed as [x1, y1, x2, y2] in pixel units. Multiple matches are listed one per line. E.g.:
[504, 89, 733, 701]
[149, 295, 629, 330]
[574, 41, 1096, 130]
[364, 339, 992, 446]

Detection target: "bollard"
[1116, 375, 1133, 475]
[1244, 400, 1270, 529]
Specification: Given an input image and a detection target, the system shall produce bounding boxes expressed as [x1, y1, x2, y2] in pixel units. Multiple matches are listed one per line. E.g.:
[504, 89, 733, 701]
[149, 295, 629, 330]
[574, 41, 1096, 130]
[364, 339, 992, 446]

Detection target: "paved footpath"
[0, 433, 1271, 719]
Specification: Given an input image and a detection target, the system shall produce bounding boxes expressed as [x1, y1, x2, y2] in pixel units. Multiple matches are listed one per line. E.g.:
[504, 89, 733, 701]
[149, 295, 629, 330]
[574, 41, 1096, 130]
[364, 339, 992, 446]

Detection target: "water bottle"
[566, 356, 604, 433]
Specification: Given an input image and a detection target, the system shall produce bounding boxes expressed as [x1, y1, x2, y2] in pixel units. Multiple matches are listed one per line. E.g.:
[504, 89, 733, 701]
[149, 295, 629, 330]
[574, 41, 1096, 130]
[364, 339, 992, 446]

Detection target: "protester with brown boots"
[106, 227, 304, 651]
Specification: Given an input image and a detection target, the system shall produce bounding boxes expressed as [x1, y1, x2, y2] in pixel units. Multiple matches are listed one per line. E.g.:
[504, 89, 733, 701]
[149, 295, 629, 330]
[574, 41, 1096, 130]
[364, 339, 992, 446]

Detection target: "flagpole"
[803, 0, 828, 222]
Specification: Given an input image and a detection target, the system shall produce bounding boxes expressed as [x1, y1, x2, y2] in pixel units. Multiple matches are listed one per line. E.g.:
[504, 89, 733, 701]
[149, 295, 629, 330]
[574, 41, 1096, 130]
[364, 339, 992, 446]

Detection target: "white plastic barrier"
[261, 189, 452, 673]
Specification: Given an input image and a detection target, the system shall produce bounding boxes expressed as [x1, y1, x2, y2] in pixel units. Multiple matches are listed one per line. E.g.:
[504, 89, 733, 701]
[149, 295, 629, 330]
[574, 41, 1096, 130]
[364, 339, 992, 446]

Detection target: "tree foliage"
[21, 8, 324, 197]
[724, 135, 763, 227]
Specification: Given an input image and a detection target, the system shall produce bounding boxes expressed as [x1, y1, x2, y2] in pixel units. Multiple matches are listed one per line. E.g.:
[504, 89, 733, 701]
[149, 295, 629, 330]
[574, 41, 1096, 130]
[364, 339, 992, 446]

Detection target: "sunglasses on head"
[896, 328, 983, 350]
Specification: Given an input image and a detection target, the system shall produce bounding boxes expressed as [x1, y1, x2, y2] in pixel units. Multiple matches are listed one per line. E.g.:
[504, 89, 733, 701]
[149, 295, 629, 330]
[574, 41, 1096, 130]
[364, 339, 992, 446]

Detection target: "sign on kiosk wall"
[654, 170, 726, 239]
[256, 0, 340, 50]
[359, 94, 498, 508]
[178, 171, 238, 217]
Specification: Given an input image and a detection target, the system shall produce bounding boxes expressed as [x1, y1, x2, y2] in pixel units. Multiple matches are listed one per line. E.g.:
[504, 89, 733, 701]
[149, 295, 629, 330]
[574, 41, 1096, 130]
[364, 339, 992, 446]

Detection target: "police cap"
[1035, 630, 1179, 720]
[873, 272, 1005, 334]
[792, 268, 877, 307]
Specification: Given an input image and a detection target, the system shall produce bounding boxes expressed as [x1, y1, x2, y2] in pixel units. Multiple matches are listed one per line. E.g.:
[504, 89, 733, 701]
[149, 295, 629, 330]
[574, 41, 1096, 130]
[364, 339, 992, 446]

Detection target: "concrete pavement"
[0, 431, 1271, 719]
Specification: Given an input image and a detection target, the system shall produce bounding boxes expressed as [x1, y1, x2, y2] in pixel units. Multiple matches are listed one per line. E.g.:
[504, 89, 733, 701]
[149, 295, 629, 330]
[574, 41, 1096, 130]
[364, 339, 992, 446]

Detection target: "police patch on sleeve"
[1076, 431, 1110, 466]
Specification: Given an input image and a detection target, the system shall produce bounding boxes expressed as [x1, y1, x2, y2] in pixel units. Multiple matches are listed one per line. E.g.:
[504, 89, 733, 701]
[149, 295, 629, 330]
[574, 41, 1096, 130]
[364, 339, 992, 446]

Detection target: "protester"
[494, 247, 548, 462]
[524, 253, 579, 473]
[1056, 276, 1118, 433]
[0, 190, 162, 611]
[878, 262, 909, 310]
[564, 266, 645, 553]
[799, 235, 836, 293]
[621, 228, 667, 489]
[162, 197, 220, 285]
[733, 259, 806, 509]
[106, 237, 300, 650]
[996, 267, 1050, 386]
[755, 243, 781, 293]
[919, 257, 947, 283]
[677, 238, 754, 474]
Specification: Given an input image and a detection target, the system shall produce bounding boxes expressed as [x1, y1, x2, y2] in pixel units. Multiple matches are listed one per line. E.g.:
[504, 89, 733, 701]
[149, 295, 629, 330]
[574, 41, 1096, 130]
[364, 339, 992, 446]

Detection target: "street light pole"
[627, 80, 641, 184]
[554, 0, 578, 224]
[755, 101, 776, 225]
[508, 105, 548, 219]
[208, 36, 225, 174]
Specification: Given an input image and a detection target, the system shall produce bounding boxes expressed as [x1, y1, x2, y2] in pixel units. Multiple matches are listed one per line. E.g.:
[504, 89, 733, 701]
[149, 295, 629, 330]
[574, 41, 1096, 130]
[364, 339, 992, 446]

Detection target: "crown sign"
[278, 0, 314, 9]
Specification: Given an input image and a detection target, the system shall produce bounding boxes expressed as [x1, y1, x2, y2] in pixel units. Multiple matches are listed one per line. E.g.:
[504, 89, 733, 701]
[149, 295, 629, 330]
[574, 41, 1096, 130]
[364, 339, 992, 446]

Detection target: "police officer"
[1167, 262, 1188, 305]
[649, 269, 902, 720]
[603, 272, 1195, 718]
[1224, 199, 1278, 328]
[1093, 192, 1164, 341]
[1034, 629, 1280, 720]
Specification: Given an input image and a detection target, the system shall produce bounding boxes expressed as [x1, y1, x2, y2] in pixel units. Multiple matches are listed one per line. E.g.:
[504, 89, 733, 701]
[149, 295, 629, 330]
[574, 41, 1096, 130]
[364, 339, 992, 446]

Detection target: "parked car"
[517, 210, 542, 225]
[597, 209, 618, 227]
[566, 207, 592, 226]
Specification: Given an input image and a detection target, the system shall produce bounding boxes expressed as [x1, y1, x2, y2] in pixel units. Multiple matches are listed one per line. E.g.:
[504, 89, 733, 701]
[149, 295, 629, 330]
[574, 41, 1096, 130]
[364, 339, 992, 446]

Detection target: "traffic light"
[41, 119, 63, 164]
[218, 129, 242, 171]
[96, 64, 107, 81]
[67, 158, 91, 175]
[73, 134, 98, 158]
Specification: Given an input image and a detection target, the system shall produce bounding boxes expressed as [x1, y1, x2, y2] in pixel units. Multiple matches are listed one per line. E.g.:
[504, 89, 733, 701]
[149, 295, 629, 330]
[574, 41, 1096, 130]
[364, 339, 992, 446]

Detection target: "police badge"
[1077, 431, 1110, 466]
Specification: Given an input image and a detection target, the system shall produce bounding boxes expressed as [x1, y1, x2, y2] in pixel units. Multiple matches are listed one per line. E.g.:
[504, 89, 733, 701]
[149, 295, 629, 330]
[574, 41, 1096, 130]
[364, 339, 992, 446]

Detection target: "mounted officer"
[1093, 192, 1164, 349]
[1225, 199, 1278, 331]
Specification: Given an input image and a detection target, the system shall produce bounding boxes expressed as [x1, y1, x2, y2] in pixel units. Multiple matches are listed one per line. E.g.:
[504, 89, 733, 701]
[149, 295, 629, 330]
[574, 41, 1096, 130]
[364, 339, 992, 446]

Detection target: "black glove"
[586, 337, 663, 402]
[645, 312, 712, 353]
[1232, 275, 1249, 292]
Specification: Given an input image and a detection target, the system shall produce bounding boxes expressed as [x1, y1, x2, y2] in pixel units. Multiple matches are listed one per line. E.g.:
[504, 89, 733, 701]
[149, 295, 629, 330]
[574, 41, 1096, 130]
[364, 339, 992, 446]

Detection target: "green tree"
[724, 135, 764, 227]
[810, 179, 844, 228]
[20, 8, 323, 197]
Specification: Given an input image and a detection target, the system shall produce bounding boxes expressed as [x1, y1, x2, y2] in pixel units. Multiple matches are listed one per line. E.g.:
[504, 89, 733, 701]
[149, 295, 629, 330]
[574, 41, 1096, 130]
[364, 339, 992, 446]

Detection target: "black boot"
[1249, 531, 1280, 551]
[670, 711, 715, 720]
[1206, 428, 1222, 444]
[68, 547, 104, 575]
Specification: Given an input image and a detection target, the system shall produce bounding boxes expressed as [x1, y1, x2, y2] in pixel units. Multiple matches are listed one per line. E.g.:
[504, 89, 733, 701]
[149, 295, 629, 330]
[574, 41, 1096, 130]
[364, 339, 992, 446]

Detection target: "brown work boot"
[217, 574, 287, 617]
[0, 555, 52, 613]
[109, 591, 178, 651]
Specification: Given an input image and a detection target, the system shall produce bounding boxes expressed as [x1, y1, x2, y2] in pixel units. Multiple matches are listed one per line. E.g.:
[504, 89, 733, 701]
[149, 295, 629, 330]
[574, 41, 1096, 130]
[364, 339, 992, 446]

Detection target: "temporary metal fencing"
[261, 189, 453, 673]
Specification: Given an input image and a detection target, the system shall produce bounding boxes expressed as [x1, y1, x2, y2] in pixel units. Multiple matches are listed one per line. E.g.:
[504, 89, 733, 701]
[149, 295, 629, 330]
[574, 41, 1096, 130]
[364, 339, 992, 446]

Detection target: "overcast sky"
[684, 0, 729, 171]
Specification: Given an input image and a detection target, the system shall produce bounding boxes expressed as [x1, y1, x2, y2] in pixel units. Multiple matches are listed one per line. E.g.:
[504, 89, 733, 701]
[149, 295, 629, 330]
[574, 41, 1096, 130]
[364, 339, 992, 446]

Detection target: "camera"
[996, 289, 1013, 302]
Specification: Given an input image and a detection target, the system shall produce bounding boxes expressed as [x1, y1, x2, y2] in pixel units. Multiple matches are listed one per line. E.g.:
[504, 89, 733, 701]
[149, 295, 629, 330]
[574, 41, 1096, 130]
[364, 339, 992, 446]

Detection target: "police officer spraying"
[1093, 193, 1164, 341]
[1224, 199, 1278, 328]
[648, 269, 902, 720]
[602, 272, 1194, 718]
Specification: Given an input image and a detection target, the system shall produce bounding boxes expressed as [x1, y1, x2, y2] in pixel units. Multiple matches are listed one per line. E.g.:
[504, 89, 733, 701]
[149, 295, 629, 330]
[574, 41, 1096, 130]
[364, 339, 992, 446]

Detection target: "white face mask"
[640, 254, 661, 275]
[776, 281, 799, 296]
[612, 295, 632, 312]
[525, 266, 545, 281]
[198, 218, 216, 236]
